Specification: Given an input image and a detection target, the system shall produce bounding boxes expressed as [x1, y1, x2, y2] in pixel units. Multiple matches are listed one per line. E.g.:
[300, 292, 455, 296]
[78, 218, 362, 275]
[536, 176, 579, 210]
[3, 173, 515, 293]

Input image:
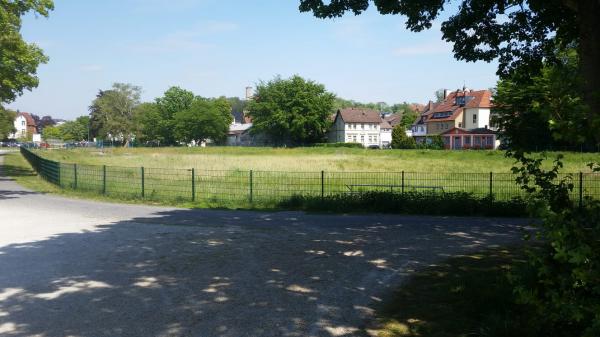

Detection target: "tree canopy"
[248, 75, 335, 146]
[299, 0, 600, 140]
[0, 0, 54, 103]
[173, 97, 232, 145]
[0, 107, 16, 139]
[89, 83, 141, 144]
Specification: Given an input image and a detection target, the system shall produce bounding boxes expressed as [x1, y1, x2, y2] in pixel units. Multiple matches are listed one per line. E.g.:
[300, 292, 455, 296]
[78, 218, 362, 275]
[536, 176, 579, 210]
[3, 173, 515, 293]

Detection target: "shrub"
[391, 125, 416, 149]
[509, 153, 600, 336]
[313, 142, 363, 148]
[279, 191, 527, 217]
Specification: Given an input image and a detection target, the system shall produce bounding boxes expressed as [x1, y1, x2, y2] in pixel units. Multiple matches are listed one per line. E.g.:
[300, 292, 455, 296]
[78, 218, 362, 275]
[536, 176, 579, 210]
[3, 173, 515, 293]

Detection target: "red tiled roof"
[18, 112, 36, 127]
[380, 120, 393, 129]
[384, 113, 402, 127]
[441, 127, 497, 135]
[428, 89, 492, 122]
[337, 108, 382, 123]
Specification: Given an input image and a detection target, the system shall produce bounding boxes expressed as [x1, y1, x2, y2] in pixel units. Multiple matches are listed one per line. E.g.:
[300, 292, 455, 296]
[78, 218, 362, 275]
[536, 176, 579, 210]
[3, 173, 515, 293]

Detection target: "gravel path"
[0, 151, 529, 337]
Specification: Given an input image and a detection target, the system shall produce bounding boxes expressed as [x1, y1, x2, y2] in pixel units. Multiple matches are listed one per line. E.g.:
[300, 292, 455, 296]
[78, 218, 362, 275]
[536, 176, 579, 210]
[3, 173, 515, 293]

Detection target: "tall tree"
[154, 86, 196, 145]
[173, 98, 232, 145]
[493, 49, 589, 150]
[0, 107, 16, 139]
[89, 83, 141, 145]
[59, 116, 89, 141]
[299, 0, 600, 141]
[248, 75, 335, 146]
[0, 0, 54, 103]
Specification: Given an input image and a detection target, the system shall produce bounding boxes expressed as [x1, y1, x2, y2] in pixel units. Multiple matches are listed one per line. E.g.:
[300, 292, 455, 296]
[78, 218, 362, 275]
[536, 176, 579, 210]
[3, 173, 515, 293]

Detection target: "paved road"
[0, 151, 530, 337]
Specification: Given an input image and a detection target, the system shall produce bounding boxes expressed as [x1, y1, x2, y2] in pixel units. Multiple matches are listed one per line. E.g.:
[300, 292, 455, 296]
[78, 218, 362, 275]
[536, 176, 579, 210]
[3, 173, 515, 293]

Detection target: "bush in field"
[313, 142, 363, 148]
[391, 125, 416, 149]
[510, 152, 600, 336]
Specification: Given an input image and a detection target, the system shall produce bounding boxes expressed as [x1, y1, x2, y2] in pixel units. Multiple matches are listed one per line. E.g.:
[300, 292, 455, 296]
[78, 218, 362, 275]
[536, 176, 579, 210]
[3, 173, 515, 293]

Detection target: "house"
[328, 108, 382, 148]
[227, 123, 253, 146]
[441, 127, 498, 150]
[411, 101, 438, 144]
[412, 87, 496, 149]
[380, 120, 393, 148]
[9, 112, 37, 139]
[384, 114, 402, 128]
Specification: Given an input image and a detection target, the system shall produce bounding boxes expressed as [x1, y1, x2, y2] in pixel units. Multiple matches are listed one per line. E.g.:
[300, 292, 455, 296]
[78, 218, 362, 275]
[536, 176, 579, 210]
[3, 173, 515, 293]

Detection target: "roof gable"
[338, 108, 382, 124]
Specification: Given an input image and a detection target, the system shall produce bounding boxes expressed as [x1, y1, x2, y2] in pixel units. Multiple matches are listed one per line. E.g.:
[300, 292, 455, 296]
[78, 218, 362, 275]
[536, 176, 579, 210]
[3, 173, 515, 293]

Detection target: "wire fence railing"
[20, 147, 600, 205]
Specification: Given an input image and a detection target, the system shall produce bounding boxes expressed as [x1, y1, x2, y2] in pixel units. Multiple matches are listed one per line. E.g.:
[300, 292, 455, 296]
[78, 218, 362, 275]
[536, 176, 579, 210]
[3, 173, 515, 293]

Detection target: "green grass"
[33, 146, 600, 173]
[372, 247, 540, 337]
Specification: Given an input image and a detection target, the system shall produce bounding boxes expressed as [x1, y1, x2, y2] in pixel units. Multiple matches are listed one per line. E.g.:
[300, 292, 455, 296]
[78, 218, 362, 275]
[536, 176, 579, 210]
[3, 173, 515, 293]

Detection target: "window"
[361, 135, 364, 143]
[361, 124, 364, 130]
[464, 136, 471, 145]
[473, 114, 477, 123]
[352, 135, 357, 142]
[368, 135, 372, 142]
[374, 135, 378, 142]
[458, 122, 462, 128]
[22, 121, 25, 126]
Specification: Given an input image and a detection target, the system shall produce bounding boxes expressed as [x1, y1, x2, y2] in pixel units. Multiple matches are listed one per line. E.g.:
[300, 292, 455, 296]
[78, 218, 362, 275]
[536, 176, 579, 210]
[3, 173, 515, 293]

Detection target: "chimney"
[443, 89, 449, 99]
[245, 86, 253, 100]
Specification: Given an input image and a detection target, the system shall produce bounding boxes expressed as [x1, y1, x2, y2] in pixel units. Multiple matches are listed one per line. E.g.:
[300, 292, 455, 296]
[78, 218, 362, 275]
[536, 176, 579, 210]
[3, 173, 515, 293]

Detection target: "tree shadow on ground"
[0, 206, 531, 337]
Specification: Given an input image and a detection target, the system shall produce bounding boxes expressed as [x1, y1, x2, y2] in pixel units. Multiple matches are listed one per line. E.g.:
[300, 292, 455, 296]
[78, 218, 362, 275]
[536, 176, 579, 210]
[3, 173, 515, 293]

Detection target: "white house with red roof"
[9, 112, 37, 139]
[328, 108, 384, 148]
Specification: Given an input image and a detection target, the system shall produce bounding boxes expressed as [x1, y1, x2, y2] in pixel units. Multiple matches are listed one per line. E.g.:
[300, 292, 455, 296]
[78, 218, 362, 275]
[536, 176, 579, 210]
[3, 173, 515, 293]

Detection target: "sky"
[8, 0, 499, 120]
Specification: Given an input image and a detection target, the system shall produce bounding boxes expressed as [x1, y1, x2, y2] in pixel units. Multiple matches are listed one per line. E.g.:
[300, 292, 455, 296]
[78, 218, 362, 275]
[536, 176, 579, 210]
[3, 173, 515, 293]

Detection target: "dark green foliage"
[493, 50, 597, 150]
[509, 151, 600, 336]
[0, 107, 16, 139]
[173, 97, 232, 144]
[279, 192, 527, 217]
[391, 125, 415, 149]
[59, 116, 90, 141]
[416, 135, 445, 150]
[313, 142, 363, 148]
[0, 0, 54, 103]
[89, 83, 141, 144]
[247, 75, 335, 146]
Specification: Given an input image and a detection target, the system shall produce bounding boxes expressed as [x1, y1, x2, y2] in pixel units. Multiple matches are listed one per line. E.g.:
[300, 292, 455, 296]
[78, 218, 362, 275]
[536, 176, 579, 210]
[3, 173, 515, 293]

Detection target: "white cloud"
[392, 40, 452, 56]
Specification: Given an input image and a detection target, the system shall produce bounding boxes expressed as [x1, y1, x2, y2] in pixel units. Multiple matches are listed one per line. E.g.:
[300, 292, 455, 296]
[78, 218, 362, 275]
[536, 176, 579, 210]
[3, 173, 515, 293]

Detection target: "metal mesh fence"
[20, 147, 600, 204]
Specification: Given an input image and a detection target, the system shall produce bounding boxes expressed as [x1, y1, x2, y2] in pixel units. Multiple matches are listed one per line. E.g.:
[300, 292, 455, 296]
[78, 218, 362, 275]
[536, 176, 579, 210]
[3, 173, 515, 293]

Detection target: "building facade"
[9, 112, 37, 139]
[328, 108, 382, 148]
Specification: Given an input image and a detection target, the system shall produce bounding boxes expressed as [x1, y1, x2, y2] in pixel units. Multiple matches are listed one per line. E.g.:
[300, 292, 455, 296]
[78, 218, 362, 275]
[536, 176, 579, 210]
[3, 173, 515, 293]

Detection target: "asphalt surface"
[0, 151, 530, 337]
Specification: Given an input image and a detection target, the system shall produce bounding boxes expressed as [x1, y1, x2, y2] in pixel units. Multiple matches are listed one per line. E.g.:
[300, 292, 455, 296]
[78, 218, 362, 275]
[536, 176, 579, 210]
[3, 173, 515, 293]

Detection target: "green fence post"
[102, 165, 107, 195]
[57, 162, 61, 187]
[579, 172, 583, 208]
[141, 167, 145, 198]
[402, 171, 405, 194]
[489, 172, 493, 200]
[191, 168, 196, 202]
[321, 170, 325, 200]
[73, 164, 78, 189]
[249, 170, 253, 203]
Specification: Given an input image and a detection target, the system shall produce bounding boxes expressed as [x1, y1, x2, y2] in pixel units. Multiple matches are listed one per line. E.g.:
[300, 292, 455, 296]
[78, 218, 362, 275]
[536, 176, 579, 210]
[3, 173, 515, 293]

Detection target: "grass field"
[22, 147, 600, 205]
[33, 147, 600, 173]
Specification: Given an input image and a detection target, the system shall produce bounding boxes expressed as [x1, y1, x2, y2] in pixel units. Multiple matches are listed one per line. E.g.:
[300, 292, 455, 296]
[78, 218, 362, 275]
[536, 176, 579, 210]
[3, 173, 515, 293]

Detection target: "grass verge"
[371, 246, 539, 337]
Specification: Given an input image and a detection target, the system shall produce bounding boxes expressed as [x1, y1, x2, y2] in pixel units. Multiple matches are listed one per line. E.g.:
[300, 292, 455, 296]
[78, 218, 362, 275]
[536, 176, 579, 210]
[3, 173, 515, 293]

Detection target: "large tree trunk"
[576, 0, 600, 144]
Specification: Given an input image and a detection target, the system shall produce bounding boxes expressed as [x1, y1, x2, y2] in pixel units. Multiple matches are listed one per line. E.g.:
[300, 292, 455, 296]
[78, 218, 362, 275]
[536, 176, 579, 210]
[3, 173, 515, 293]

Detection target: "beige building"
[328, 108, 382, 148]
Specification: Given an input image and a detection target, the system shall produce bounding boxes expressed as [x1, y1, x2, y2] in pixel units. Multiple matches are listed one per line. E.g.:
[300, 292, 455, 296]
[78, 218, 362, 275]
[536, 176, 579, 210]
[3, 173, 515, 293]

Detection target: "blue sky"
[9, 0, 499, 120]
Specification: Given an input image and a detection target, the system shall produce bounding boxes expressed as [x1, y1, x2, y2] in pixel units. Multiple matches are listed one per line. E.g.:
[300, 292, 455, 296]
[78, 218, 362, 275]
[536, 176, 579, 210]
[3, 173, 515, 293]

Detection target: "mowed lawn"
[33, 147, 599, 173]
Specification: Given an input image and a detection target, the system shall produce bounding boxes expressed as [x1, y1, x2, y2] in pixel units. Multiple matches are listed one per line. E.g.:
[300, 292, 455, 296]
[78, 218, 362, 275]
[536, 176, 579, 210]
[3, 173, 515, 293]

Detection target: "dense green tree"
[391, 125, 415, 149]
[0, 107, 16, 139]
[493, 49, 592, 150]
[173, 98, 231, 145]
[299, 0, 600, 141]
[248, 75, 335, 146]
[0, 0, 54, 103]
[41, 125, 61, 140]
[89, 83, 141, 145]
[133, 102, 163, 144]
[59, 116, 89, 141]
[153, 86, 196, 145]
